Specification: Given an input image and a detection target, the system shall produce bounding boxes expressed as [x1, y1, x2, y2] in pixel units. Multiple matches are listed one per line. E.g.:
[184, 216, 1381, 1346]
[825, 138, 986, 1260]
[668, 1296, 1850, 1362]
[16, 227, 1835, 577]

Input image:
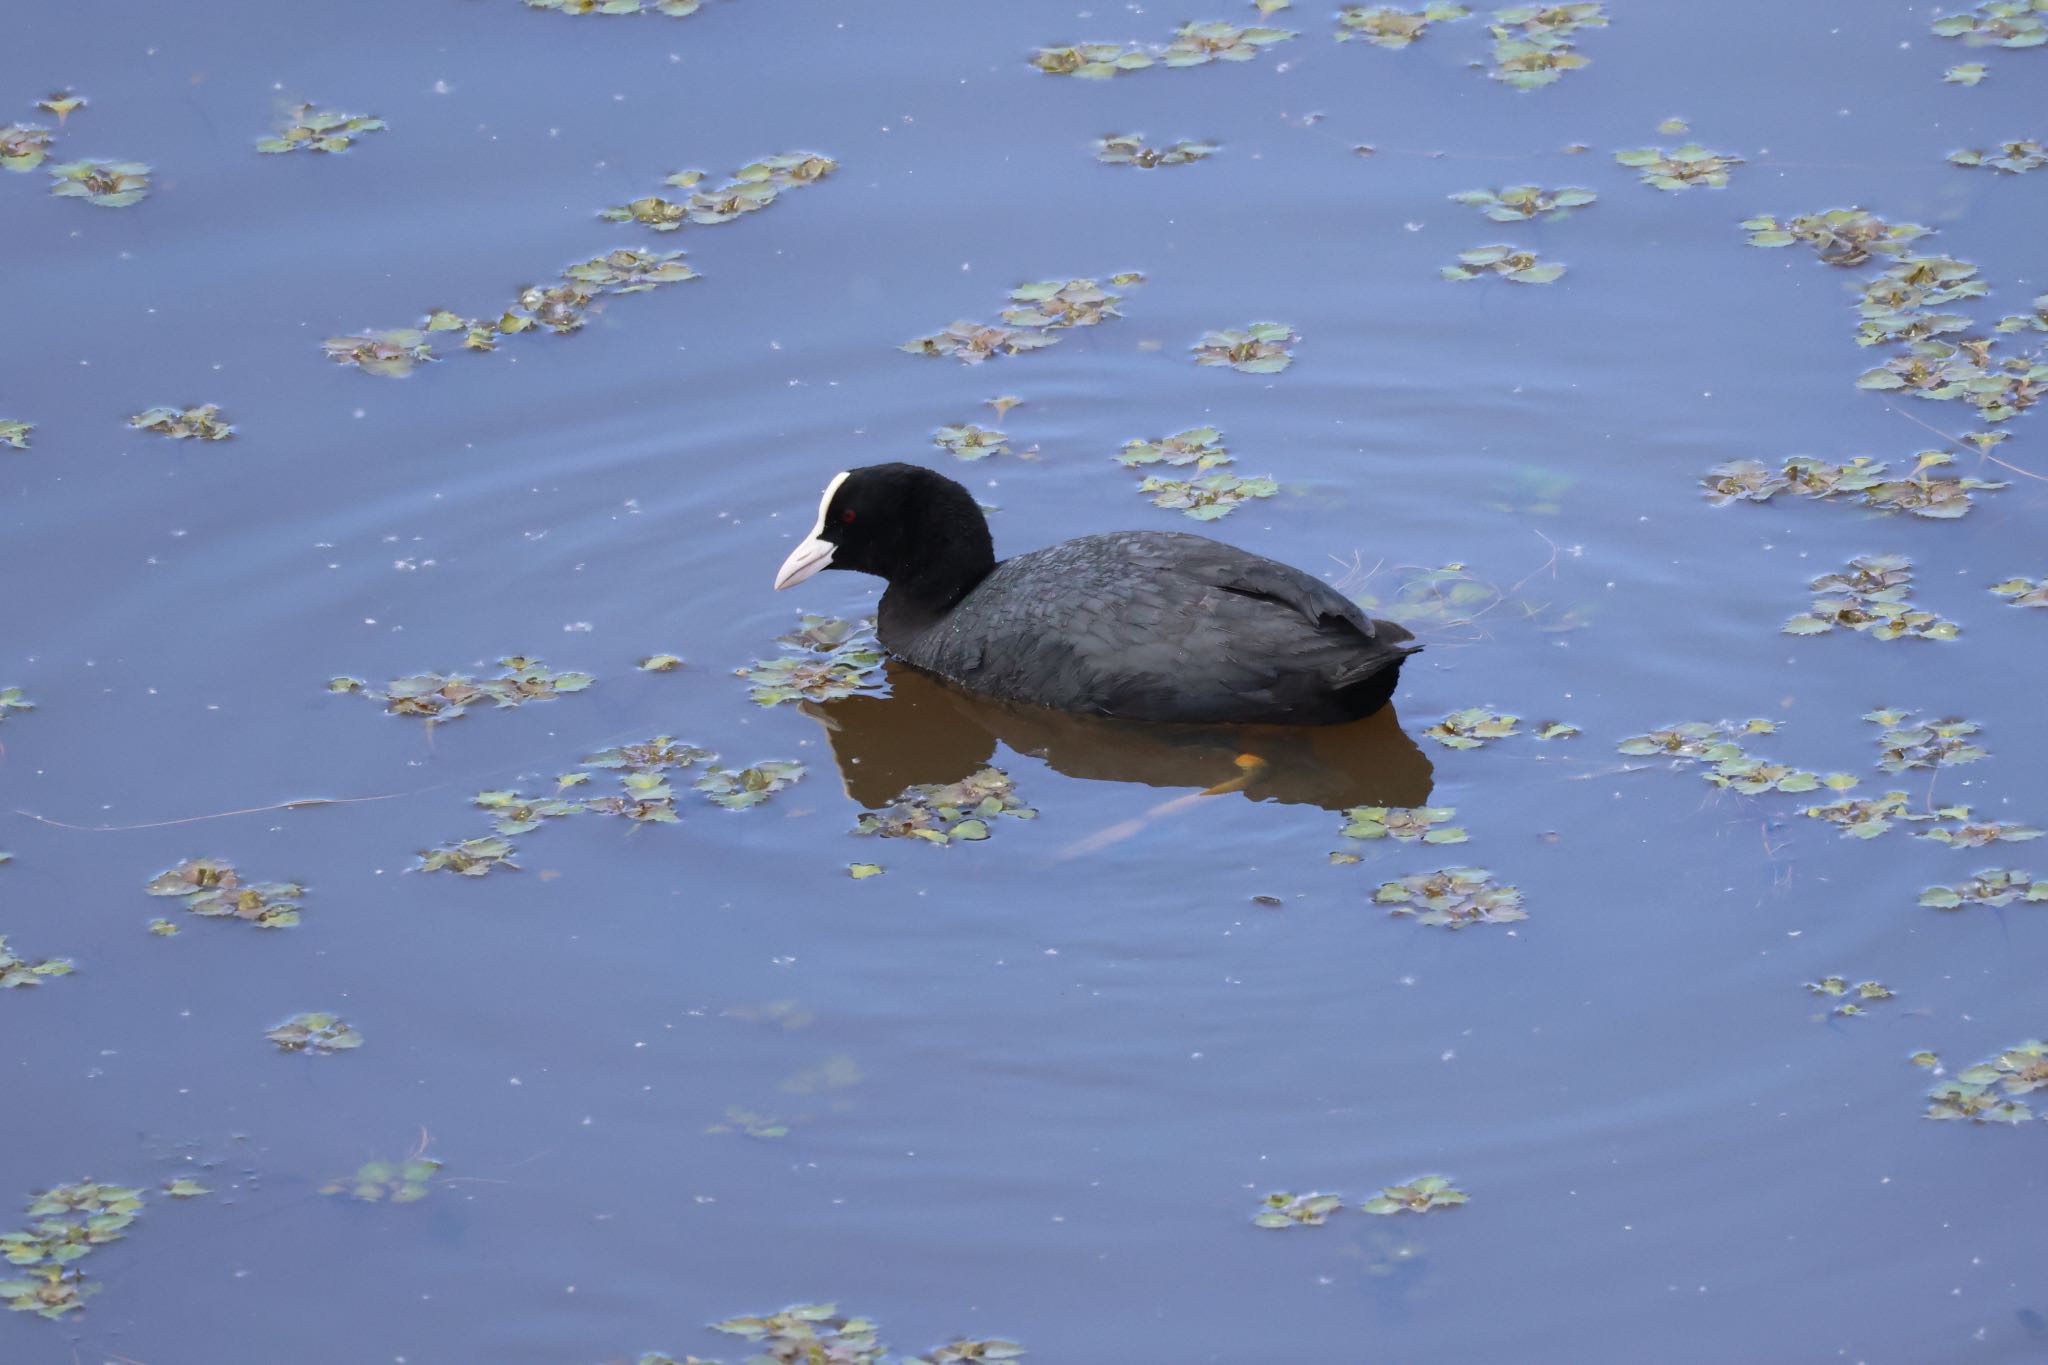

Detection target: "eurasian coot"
[772, 463, 1420, 725]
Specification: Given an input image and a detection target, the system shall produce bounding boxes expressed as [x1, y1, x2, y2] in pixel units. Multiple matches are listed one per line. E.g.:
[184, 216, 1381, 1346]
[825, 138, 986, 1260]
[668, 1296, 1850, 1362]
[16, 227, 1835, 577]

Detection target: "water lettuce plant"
[1866, 708, 1987, 773]
[1614, 143, 1743, 190]
[416, 836, 520, 876]
[0, 688, 32, 722]
[696, 761, 806, 810]
[1361, 1176, 1467, 1214]
[1948, 139, 2047, 173]
[856, 767, 1035, 844]
[1192, 322, 1295, 373]
[0, 1181, 148, 1319]
[1702, 452, 2007, 519]
[1031, 42, 1156, 76]
[1930, 1, 2048, 48]
[146, 858, 305, 928]
[1440, 245, 1564, 283]
[1925, 1039, 2046, 1125]
[128, 405, 233, 441]
[1339, 805, 1468, 843]
[0, 421, 30, 449]
[1336, 4, 1470, 47]
[1374, 867, 1525, 927]
[738, 614, 887, 705]
[1136, 472, 1278, 520]
[1424, 707, 1519, 748]
[0, 937, 72, 989]
[257, 104, 385, 154]
[1253, 1192, 1344, 1227]
[1991, 574, 2048, 606]
[1919, 868, 2046, 909]
[1781, 554, 1959, 641]
[321, 1154, 442, 1202]
[1487, 2, 1605, 89]
[266, 1012, 363, 1053]
[1740, 208, 1931, 266]
[334, 657, 593, 723]
[1093, 134, 1217, 167]
[1448, 185, 1595, 221]
[905, 275, 1144, 362]
[933, 424, 1009, 460]
[1118, 427, 1230, 469]
[47, 159, 148, 206]
[0, 125, 53, 172]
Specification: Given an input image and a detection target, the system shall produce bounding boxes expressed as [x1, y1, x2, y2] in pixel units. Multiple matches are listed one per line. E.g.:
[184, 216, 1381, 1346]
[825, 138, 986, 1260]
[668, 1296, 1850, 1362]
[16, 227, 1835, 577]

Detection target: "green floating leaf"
[128, 404, 233, 441]
[1943, 61, 1989, 82]
[1447, 184, 1595, 222]
[1441, 244, 1565, 283]
[1614, 142, 1744, 190]
[256, 103, 386, 154]
[1160, 20, 1298, 65]
[1031, 42, 1157, 77]
[0, 124, 55, 173]
[1781, 553, 1958, 642]
[0, 687, 33, 723]
[1919, 868, 2047, 911]
[47, 159, 149, 207]
[1930, 0, 2047, 47]
[1361, 1174, 1467, 1214]
[1336, 3, 1471, 47]
[1990, 574, 2048, 607]
[524, 0, 707, 15]
[1867, 708, 1987, 774]
[1093, 134, 1218, 167]
[1118, 426, 1229, 469]
[1424, 706, 1519, 749]
[1740, 207, 1932, 266]
[739, 614, 887, 705]
[1925, 1039, 2046, 1125]
[695, 760, 806, 810]
[1534, 721, 1579, 740]
[1919, 816, 2043, 847]
[1487, 2, 1605, 88]
[474, 789, 584, 836]
[1702, 451, 2007, 519]
[1136, 471, 1277, 520]
[266, 1011, 363, 1053]
[1191, 321, 1296, 373]
[857, 767, 1036, 845]
[1338, 805, 1468, 844]
[849, 862, 884, 879]
[341, 656, 594, 724]
[906, 275, 1142, 362]
[1949, 138, 2047, 173]
[0, 936, 73, 989]
[320, 1150, 444, 1203]
[1253, 1191, 1345, 1227]
[1374, 866, 1525, 928]
[322, 329, 437, 377]
[0, 419, 32, 449]
[145, 858, 305, 928]
[934, 423, 1010, 461]
[638, 653, 686, 672]
[416, 836, 520, 876]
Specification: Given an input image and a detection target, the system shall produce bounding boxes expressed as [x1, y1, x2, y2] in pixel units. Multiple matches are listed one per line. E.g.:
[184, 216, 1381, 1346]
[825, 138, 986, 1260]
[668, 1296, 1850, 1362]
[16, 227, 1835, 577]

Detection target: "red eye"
[840, 509, 856, 524]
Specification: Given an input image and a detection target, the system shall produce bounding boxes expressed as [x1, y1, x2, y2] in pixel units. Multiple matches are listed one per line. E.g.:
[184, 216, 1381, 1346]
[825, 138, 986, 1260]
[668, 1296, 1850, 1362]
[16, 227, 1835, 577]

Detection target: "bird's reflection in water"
[803, 662, 1435, 836]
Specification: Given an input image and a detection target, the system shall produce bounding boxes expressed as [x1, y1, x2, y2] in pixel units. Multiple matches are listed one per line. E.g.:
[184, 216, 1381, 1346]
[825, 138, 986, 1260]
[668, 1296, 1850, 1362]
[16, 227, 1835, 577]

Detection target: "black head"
[773, 463, 996, 609]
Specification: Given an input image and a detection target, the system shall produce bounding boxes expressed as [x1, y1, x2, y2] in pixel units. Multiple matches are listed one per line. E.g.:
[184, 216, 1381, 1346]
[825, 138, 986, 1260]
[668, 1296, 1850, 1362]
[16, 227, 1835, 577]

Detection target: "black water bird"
[773, 464, 1420, 726]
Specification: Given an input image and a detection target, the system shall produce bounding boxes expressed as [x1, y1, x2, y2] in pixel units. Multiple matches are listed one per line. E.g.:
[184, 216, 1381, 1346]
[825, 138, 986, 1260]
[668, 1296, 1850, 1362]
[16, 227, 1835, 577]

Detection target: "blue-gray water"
[3, 2, 2045, 1362]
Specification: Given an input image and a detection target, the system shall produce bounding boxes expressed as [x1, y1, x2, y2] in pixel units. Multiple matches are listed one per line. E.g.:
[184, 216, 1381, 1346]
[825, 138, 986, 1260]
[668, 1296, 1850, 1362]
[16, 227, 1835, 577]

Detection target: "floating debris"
[523, 0, 709, 15]
[1192, 321, 1296, 374]
[1866, 708, 1987, 773]
[1701, 452, 2008, 519]
[0, 124, 53, 172]
[1781, 554, 1959, 641]
[600, 153, 836, 233]
[1031, 42, 1157, 77]
[933, 424, 1010, 460]
[1093, 134, 1217, 167]
[128, 405, 233, 441]
[145, 858, 305, 929]
[1991, 574, 2048, 606]
[47, 159, 148, 207]
[320, 1153, 442, 1203]
[1487, 2, 1605, 89]
[1949, 139, 2047, 173]
[0, 937, 72, 989]
[1944, 62, 1990, 82]
[1925, 1039, 2046, 1125]
[1336, 3, 1470, 47]
[256, 104, 385, 154]
[905, 275, 1143, 362]
[1739, 208, 1932, 266]
[338, 657, 593, 723]
[1136, 472, 1278, 521]
[0, 1181, 147, 1319]
[1338, 805, 1468, 843]
[1361, 1176, 1467, 1215]
[266, 1012, 363, 1053]
[1805, 977, 1896, 1018]
[1614, 143, 1743, 191]
[738, 614, 887, 705]
[1424, 707, 1520, 748]
[1440, 245, 1565, 283]
[1919, 868, 2047, 910]
[1374, 867, 1525, 928]
[1448, 185, 1595, 221]
[1118, 426, 1230, 470]
[1253, 1192, 1344, 1228]
[1, 420, 34, 449]
[1162, 20, 1297, 64]
[856, 767, 1036, 845]
[416, 836, 520, 876]
[1930, 2, 2048, 48]
[695, 761, 806, 810]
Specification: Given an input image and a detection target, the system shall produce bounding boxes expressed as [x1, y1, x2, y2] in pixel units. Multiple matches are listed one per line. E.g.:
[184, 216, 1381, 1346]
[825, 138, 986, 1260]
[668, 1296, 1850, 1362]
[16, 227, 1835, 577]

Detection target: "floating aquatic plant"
[701, 1304, 1023, 1365]
[256, 104, 385, 154]
[1866, 708, 1987, 773]
[1802, 790, 1929, 839]
[705, 1106, 791, 1139]
[0, 1180, 148, 1319]
[1, 421, 34, 449]
[739, 614, 887, 705]
[561, 248, 697, 292]
[933, 424, 1009, 460]
[322, 329, 437, 377]
[1361, 1176, 1467, 1215]
[266, 1012, 363, 1053]
[0, 124, 53, 172]
[586, 736, 714, 773]
[638, 652, 685, 671]
[1192, 321, 1295, 374]
[1339, 805, 1468, 843]
[1704, 758, 1851, 797]
[1614, 143, 1743, 190]
[1857, 338, 2047, 423]
[856, 767, 1035, 844]
[146, 858, 305, 928]
[1997, 296, 2048, 333]
[1162, 20, 1297, 64]
[1919, 868, 2046, 909]
[1448, 185, 1595, 221]
[1805, 977, 1895, 1017]
[1424, 707, 1519, 748]
[1440, 245, 1564, 283]
[1925, 1039, 2046, 1125]
[1919, 816, 2043, 847]
[416, 836, 519, 876]
[1093, 134, 1217, 167]
[849, 862, 884, 879]
[1253, 1192, 1344, 1228]
[1945, 61, 1990, 81]
[1336, 3, 1470, 46]
[1535, 721, 1580, 739]
[1118, 426, 1230, 469]
[47, 159, 148, 207]
[1991, 574, 2048, 606]
[1930, 1, 2048, 48]
[0, 938, 72, 989]
[161, 1179, 207, 1199]
[584, 772, 683, 824]
[37, 91, 84, 121]
[320, 1152, 442, 1203]
[1616, 718, 1774, 762]
[524, 0, 708, 15]
[474, 790, 583, 835]
[1487, 2, 1605, 89]
[1374, 867, 1525, 928]
[0, 689, 30, 723]
[1137, 472, 1278, 520]
[128, 405, 233, 441]
[336, 657, 593, 723]
[905, 275, 1144, 362]
[1031, 42, 1156, 77]
[1781, 554, 1959, 641]
[1740, 209, 1932, 266]
[695, 761, 806, 810]
[600, 153, 836, 233]
[1949, 139, 2047, 173]
[1701, 452, 2008, 519]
